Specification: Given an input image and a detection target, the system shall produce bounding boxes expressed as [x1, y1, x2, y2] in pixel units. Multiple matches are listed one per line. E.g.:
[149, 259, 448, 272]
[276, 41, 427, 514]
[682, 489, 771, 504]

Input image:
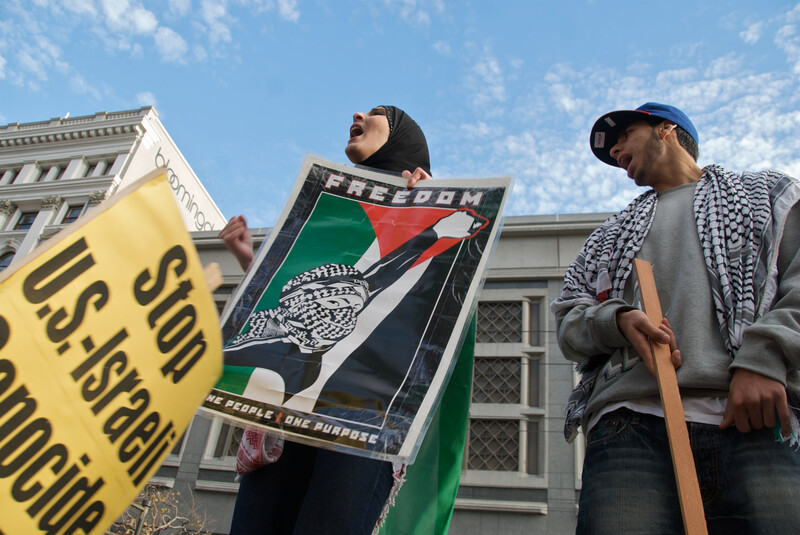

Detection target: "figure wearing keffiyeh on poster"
[552, 102, 800, 533]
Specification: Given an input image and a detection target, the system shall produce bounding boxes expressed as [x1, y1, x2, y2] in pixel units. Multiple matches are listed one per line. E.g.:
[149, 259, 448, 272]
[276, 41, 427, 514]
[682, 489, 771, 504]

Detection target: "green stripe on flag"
[254, 194, 377, 312]
[377, 314, 475, 535]
[217, 365, 257, 395]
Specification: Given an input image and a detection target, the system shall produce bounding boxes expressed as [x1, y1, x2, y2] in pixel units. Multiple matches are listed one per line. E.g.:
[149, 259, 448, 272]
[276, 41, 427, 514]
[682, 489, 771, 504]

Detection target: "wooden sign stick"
[633, 259, 708, 535]
[203, 262, 223, 292]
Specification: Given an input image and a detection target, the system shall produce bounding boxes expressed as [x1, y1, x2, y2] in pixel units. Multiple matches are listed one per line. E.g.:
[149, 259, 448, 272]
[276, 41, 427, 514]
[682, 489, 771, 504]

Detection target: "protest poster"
[202, 156, 511, 463]
[0, 169, 222, 535]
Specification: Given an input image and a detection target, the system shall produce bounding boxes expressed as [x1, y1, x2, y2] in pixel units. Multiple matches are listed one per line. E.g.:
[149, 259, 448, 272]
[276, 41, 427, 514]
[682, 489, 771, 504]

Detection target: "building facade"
[0, 107, 225, 271]
[1, 107, 608, 534]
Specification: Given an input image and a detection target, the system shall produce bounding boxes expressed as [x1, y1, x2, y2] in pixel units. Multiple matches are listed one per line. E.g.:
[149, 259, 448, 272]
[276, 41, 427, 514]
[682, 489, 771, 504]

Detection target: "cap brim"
[590, 110, 654, 167]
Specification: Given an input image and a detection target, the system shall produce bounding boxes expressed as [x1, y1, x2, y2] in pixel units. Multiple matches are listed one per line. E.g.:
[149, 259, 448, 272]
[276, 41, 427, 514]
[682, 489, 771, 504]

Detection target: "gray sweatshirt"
[556, 182, 800, 426]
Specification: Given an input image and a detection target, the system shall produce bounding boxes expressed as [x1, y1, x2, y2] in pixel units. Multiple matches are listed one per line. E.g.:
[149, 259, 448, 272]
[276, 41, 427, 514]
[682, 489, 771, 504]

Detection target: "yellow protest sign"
[0, 169, 222, 535]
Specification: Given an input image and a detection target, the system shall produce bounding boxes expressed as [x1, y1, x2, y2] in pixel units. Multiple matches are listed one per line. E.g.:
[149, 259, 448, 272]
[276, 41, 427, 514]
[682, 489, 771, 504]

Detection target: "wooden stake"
[203, 262, 223, 292]
[633, 259, 708, 535]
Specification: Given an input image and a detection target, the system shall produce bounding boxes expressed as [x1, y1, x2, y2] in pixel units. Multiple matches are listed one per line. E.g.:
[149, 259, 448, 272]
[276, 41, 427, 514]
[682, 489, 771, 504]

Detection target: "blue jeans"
[229, 441, 393, 535]
[578, 408, 800, 535]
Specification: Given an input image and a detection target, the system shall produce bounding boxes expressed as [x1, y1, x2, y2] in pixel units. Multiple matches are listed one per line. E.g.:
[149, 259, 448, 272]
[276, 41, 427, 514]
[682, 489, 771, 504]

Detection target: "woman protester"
[221, 106, 470, 535]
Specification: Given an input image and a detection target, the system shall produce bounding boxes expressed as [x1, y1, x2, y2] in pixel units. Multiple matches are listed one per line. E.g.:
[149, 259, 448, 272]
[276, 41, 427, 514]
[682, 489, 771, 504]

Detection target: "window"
[200, 416, 245, 471]
[1, 169, 19, 184]
[85, 160, 108, 178]
[62, 204, 85, 225]
[476, 300, 542, 346]
[462, 291, 548, 492]
[166, 430, 189, 461]
[40, 165, 67, 182]
[473, 356, 520, 404]
[477, 301, 523, 343]
[0, 252, 14, 271]
[528, 300, 542, 346]
[212, 421, 244, 459]
[14, 212, 38, 230]
[196, 417, 245, 491]
[467, 419, 521, 471]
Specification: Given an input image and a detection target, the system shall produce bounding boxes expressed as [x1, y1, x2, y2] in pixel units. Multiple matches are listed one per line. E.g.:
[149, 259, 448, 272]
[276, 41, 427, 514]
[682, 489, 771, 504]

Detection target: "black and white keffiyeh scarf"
[552, 165, 800, 443]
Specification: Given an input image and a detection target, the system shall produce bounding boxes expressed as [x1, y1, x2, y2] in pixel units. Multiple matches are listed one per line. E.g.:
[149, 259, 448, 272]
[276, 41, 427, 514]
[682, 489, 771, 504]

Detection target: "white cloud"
[470, 51, 506, 107]
[137, 91, 158, 107]
[17, 49, 49, 81]
[548, 83, 586, 115]
[154, 26, 189, 62]
[64, 0, 98, 17]
[169, 0, 192, 16]
[130, 6, 159, 33]
[101, 0, 130, 28]
[68, 73, 102, 99]
[193, 43, 208, 61]
[35, 34, 69, 73]
[0, 54, 6, 79]
[380, 0, 433, 27]
[740, 21, 764, 44]
[460, 121, 503, 140]
[276, 0, 300, 22]
[5, 24, 68, 84]
[776, 18, 800, 75]
[235, 0, 300, 22]
[101, 0, 158, 35]
[201, 0, 233, 44]
[705, 54, 741, 78]
[655, 67, 698, 84]
[433, 40, 451, 55]
[787, 2, 800, 22]
[3, 0, 309, 93]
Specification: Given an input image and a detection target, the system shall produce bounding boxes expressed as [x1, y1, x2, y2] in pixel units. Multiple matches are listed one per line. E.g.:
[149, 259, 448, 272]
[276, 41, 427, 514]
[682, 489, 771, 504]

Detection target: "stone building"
[0, 106, 225, 270]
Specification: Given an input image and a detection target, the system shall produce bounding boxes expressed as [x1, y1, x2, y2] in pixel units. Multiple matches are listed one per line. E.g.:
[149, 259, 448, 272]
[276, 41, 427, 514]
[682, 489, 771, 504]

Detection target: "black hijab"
[360, 105, 431, 176]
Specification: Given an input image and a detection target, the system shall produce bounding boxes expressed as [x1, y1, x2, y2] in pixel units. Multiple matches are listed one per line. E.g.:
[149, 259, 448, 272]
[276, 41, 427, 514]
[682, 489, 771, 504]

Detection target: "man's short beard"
[632, 128, 665, 186]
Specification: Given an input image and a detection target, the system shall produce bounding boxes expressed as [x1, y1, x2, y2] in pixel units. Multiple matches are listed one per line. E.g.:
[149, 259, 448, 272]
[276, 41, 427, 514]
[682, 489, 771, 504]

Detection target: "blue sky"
[2, 0, 800, 226]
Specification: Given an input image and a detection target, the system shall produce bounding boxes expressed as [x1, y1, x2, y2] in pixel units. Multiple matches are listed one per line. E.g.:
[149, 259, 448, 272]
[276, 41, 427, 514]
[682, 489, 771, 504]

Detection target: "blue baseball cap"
[590, 102, 699, 167]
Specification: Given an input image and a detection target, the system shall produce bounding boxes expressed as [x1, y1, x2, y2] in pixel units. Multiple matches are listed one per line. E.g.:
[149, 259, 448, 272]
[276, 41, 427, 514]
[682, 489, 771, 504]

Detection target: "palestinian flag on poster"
[202, 156, 510, 463]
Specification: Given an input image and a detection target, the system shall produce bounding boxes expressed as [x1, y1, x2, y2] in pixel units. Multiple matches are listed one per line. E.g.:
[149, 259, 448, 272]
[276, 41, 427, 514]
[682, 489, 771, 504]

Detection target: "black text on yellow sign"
[0, 170, 222, 535]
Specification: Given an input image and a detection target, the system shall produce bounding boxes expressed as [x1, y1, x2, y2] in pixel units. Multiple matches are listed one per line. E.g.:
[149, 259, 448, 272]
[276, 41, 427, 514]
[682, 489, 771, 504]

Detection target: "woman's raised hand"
[402, 167, 432, 188]
[219, 215, 254, 270]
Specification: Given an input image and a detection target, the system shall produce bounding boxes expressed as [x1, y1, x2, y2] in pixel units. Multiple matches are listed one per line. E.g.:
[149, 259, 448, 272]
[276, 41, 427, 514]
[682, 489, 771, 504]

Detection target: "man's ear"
[659, 122, 677, 139]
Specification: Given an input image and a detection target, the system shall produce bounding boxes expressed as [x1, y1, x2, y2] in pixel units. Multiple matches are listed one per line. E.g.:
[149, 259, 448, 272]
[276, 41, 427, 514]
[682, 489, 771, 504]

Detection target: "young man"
[552, 102, 800, 533]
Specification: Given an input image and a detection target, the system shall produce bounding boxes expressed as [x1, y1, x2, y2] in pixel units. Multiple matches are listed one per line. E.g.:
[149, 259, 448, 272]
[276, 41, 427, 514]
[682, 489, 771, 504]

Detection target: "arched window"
[0, 251, 15, 271]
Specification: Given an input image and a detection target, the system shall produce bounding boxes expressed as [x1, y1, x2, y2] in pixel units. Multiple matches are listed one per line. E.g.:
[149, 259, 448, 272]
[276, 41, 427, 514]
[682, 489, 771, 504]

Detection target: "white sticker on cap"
[604, 117, 616, 127]
[593, 132, 606, 148]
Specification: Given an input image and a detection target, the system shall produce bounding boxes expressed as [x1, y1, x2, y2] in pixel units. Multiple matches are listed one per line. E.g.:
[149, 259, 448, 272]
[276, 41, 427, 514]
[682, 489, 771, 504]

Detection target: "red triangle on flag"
[359, 204, 462, 267]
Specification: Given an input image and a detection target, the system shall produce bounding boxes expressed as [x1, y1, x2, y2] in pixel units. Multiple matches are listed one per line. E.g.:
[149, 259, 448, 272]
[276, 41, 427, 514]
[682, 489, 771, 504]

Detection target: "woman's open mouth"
[349, 124, 363, 141]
